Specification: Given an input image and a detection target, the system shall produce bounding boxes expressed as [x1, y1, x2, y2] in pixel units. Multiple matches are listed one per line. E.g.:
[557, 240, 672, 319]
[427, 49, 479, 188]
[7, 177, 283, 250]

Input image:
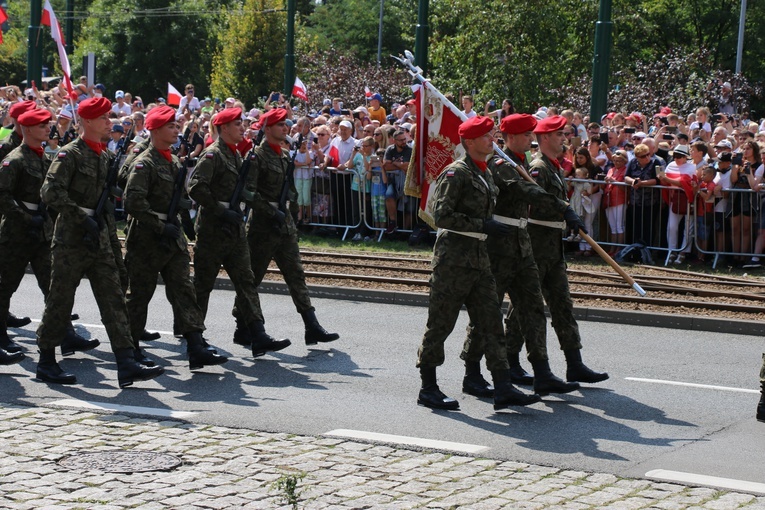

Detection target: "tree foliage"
[210, 0, 286, 107]
[75, 0, 225, 102]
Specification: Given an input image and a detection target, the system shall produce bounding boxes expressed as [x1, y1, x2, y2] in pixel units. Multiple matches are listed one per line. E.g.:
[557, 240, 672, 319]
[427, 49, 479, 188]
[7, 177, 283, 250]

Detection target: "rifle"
[160, 161, 191, 250]
[223, 147, 255, 236]
[84, 128, 132, 248]
[276, 134, 299, 230]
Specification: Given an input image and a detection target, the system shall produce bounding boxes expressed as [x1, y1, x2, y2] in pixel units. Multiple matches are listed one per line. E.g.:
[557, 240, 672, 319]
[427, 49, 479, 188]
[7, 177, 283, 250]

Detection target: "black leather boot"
[0, 347, 24, 365]
[186, 332, 228, 370]
[61, 328, 100, 356]
[532, 360, 580, 396]
[565, 349, 609, 383]
[233, 316, 251, 346]
[140, 329, 161, 341]
[508, 352, 534, 385]
[418, 366, 459, 410]
[301, 309, 339, 345]
[462, 361, 494, 397]
[758, 382, 765, 423]
[70, 313, 79, 321]
[133, 341, 157, 368]
[115, 348, 165, 388]
[0, 328, 22, 353]
[36, 348, 76, 384]
[6, 313, 31, 328]
[249, 321, 291, 358]
[491, 369, 542, 410]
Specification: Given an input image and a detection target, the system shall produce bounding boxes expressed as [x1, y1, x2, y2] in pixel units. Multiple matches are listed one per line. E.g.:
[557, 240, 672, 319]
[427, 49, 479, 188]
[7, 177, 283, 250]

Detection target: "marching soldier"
[188, 107, 290, 357]
[37, 97, 165, 387]
[416, 116, 541, 411]
[0, 99, 38, 330]
[0, 108, 95, 358]
[519, 115, 608, 389]
[461, 114, 584, 397]
[233, 107, 338, 348]
[758, 355, 765, 422]
[123, 105, 227, 370]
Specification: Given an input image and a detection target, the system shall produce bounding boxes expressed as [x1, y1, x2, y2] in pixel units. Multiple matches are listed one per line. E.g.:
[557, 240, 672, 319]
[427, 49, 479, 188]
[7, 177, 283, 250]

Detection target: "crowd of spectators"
[3, 77, 765, 266]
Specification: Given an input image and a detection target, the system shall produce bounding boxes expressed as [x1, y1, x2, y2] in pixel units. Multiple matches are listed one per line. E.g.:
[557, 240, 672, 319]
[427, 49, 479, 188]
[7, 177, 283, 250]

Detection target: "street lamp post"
[589, 0, 612, 122]
[377, 0, 384, 66]
[413, 0, 429, 75]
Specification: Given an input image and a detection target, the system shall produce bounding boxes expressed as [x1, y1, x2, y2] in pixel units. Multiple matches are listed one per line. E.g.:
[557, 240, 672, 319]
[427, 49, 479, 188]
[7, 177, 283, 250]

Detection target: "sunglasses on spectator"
[122, 121, 133, 126]
[636, 154, 650, 159]
[317, 133, 328, 137]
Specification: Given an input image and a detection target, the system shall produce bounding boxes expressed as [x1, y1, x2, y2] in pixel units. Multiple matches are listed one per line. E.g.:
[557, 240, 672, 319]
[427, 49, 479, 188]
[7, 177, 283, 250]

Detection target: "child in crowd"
[367, 149, 387, 230]
[603, 150, 629, 254]
[567, 167, 592, 247]
[695, 166, 717, 262]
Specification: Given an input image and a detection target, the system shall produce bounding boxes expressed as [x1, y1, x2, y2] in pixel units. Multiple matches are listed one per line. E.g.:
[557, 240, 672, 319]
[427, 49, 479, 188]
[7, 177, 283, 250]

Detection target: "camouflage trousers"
[760, 354, 765, 382]
[0, 238, 51, 322]
[417, 264, 509, 372]
[125, 238, 204, 343]
[511, 255, 582, 352]
[462, 254, 550, 364]
[193, 228, 261, 324]
[37, 243, 134, 351]
[232, 228, 312, 323]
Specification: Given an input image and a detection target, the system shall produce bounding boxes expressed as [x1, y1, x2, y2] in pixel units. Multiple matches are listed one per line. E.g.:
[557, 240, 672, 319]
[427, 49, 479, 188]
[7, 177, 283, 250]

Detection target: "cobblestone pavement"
[1, 404, 764, 510]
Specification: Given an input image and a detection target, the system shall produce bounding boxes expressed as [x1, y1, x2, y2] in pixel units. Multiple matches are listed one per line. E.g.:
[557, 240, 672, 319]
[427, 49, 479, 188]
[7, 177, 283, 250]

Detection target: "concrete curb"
[240, 278, 765, 337]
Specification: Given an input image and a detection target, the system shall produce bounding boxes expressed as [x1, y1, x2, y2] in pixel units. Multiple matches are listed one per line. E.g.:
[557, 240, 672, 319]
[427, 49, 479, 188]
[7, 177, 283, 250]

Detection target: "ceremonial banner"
[292, 76, 308, 102]
[404, 83, 465, 229]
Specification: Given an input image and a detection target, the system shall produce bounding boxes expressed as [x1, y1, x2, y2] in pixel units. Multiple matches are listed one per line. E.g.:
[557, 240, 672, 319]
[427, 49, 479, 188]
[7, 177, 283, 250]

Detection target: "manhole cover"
[58, 451, 182, 473]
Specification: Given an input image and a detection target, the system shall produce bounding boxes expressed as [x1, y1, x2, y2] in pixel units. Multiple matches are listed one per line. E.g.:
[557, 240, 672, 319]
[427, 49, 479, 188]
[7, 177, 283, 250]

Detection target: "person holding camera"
[729, 141, 764, 265]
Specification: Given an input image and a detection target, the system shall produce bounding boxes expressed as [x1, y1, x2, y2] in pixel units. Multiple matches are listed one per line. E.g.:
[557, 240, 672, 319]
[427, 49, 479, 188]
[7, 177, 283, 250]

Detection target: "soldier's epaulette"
[57, 152, 67, 159]
[205, 152, 215, 159]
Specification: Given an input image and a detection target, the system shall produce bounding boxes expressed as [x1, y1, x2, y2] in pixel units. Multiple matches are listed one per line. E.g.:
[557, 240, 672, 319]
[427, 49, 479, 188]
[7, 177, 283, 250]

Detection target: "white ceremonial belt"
[80, 207, 96, 217]
[152, 212, 168, 221]
[492, 214, 527, 229]
[527, 218, 566, 229]
[437, 228, 488, 241]
[14, 200, 39, 211]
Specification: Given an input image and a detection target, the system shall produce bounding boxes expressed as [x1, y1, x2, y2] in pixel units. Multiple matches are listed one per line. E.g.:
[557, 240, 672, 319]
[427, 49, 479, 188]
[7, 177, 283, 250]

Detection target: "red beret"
[17, 108, 52, 126]
[500, 114, 537, 135]
[606, 112, 617, 120]
[78, 97, 112, 119]
[145, 105, 176, 131]
[458, 116, 494, 139]
[259, 107, 288, 127]
[406, 99, 417, 106]
[9, 100, 37, 120]
[533, 115, 567, 134]
[212, 107, 243, 126]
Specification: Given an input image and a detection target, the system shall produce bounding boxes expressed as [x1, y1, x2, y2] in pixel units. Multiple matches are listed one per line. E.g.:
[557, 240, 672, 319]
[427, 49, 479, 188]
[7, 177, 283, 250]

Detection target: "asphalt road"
[3, 275, 764, 488]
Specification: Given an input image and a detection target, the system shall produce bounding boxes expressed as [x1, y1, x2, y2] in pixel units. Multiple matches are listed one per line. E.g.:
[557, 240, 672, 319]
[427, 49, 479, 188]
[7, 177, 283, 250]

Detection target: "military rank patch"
[531, 170, 539, 177]
[446, 170, 455, 177]
[2, 160, 10, 167]
[57, 152, 67, 158]
[205, 153, 215, 159]
[135, 163, 144, 169]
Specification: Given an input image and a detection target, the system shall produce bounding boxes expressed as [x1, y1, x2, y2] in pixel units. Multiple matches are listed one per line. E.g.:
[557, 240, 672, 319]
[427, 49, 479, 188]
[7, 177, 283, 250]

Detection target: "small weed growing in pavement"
[272, 471, 306, 509]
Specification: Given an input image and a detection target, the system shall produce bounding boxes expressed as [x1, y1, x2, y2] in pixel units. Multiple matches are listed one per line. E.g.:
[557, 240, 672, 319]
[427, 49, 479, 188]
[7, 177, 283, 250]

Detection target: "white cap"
[339, 120, 353, 129]
[634, 131, 647, 139]
[723, 81, 732, 89]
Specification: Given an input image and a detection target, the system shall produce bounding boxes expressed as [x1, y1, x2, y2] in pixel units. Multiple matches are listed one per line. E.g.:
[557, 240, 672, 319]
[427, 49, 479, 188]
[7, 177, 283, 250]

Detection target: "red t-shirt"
[696, 180, 716, 213]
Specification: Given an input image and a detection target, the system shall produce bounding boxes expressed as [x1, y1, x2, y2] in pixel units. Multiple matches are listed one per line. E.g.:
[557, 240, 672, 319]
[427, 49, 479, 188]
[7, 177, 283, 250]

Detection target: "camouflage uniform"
[0, 131, 23, 227]
[188, 139, 261, 323]
[123, 144, 205, 342]
[233, 139, 312, 320]
[118, 138, 150, 190]
[0, 145, 54, 320]
[417, 155, 509, 373]
[462, 151, 568, 364]
[37, 138, 134, 351]
[520, 153, 582, 352]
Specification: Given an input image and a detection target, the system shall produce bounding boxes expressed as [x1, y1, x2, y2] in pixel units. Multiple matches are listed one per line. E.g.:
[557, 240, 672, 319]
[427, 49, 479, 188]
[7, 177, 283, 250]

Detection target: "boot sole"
[36, 373, 77, 385]
[534, 386, 580, 397]
[252, 340, 291, 358]
[0, 353, 25, 365]
[417, 398, 460, 410]
[140, 332, 162, 341]
[61, 341, 101, 357]
[305, 334, 340, 346]
[462, 387, 494, 398]
[567, 373, 610, 383]
[7, 318, 32, 328]
[494, 395, 542, 409]
[189, 357, 229, 370]
[119, 369, 165, 389]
